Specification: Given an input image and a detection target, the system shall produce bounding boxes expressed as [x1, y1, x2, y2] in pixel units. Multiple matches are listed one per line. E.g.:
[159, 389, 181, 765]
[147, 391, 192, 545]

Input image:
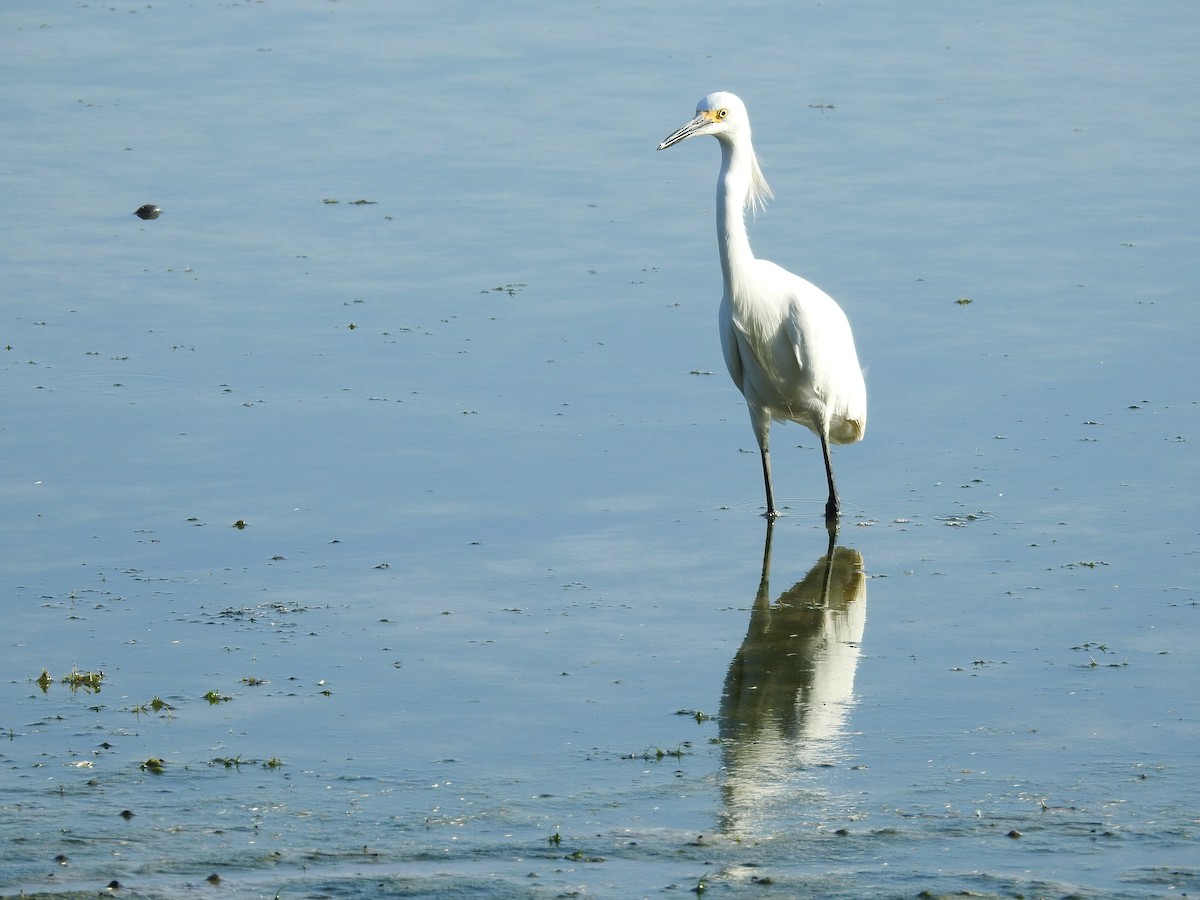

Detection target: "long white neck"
[715, 134, 760, 298]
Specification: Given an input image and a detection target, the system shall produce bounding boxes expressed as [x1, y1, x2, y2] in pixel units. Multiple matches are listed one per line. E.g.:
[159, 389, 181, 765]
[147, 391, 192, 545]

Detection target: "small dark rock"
[133, 204, 160, 220]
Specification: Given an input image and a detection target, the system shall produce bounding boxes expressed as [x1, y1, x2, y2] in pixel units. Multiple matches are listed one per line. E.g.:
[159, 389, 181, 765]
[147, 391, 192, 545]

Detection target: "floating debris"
[934, 511, 996, 526]
[61, 667, 104, 693]
[132, 696, 173, 717]
[483, 283, 527, 297]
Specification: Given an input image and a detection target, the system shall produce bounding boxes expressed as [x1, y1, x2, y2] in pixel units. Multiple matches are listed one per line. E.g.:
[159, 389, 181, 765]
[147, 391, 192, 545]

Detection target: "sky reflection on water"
[2, 1, 1198, 897]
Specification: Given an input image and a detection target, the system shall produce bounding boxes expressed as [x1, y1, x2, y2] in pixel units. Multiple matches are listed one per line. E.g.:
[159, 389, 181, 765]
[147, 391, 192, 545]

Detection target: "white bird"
[658, 91, 866, 523]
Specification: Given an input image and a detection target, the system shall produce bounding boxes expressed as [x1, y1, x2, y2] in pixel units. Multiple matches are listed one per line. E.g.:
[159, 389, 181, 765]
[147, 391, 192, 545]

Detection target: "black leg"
[820, 432, 839, 521]
[760, 447, 778, 519]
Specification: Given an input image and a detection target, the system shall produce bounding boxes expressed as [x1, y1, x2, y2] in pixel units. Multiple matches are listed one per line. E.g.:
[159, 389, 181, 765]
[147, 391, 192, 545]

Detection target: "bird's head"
[657, 91, 749, 150]
[656, 91, 772, 213]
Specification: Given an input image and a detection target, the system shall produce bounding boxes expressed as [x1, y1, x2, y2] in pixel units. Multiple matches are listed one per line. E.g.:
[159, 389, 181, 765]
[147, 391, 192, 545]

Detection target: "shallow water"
[2, 1, 1198, 897]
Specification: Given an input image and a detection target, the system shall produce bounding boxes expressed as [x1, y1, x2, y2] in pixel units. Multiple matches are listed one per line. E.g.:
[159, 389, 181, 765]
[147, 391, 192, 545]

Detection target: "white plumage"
[659, 91, 866, 521]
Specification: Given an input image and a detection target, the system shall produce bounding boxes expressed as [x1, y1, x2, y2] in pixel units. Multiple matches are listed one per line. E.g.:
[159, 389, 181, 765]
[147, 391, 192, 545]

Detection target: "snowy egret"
[658, 92, 866, 522]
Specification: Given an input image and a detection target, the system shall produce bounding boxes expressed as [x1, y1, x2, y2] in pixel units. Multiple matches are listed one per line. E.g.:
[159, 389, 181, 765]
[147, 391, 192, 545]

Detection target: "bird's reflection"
[719, 522, 867, 834]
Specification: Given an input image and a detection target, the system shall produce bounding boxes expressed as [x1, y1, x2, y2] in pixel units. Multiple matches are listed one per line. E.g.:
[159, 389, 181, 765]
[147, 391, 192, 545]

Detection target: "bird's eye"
[717, 109, 728, 119]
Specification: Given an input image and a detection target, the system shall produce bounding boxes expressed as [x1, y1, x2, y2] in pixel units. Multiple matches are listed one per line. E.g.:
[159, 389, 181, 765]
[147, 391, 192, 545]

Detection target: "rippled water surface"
[2, 1, 1198, 897]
